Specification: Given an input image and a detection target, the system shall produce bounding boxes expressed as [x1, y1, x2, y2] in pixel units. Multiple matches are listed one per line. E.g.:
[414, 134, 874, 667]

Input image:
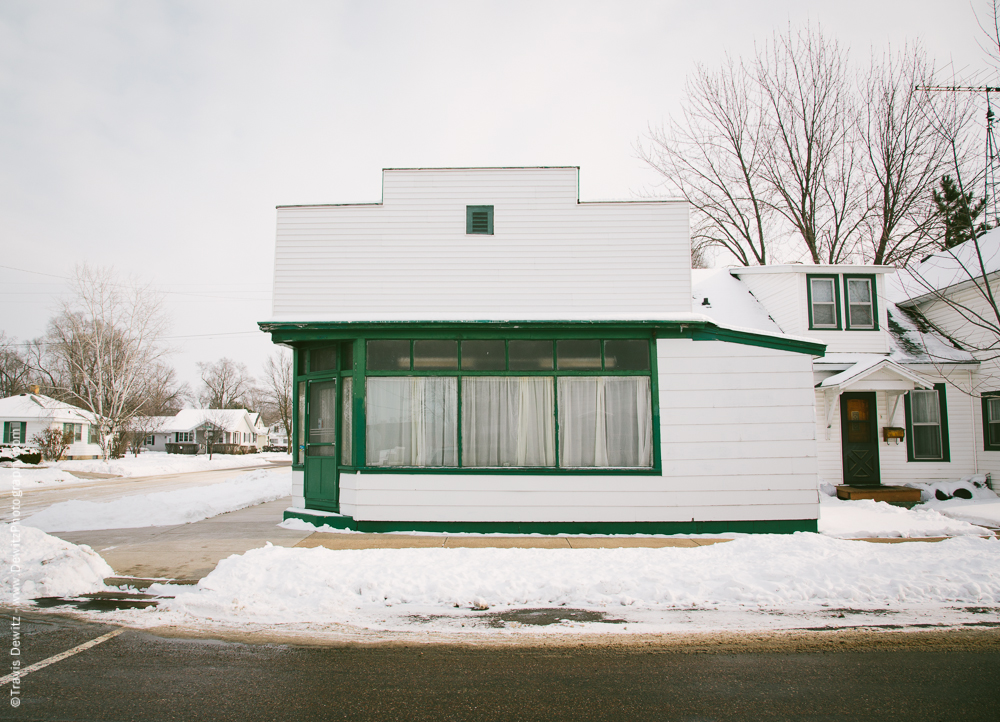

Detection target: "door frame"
[840, 391, 881, 486]
[304, 375, 341, 512]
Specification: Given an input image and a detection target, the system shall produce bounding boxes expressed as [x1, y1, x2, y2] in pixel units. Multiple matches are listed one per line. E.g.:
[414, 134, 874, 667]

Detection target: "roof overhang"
[818, 357, 933, 392]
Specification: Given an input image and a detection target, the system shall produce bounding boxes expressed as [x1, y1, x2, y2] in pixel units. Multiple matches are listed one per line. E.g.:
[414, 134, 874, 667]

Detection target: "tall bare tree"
[197, 357, 255, 409]
[262, 349, 293, 443]
[45, 265, 170, 461]
[0, 333, 32, 397]
[640, 57, 776, 266]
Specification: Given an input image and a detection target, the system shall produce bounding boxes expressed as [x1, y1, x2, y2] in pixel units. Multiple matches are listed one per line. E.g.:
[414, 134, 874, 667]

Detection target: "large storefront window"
[361, 338, 655, 470]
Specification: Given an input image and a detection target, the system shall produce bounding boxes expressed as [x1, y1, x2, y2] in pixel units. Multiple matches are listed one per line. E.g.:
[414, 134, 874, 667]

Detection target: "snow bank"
[921, 499, 1000, 529]
[24, 469, 292, 532]
[1, 466, 82, 489]
[55, 451, 291, 478]
[0, 523, 113, 602]
[818, 495, 988, 538]
[157, 534, 1000, 624]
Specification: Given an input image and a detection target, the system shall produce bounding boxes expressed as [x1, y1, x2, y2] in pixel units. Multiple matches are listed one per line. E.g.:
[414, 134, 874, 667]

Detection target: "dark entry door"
[840, 392, 880, 486]
[304, 378, 339, 510]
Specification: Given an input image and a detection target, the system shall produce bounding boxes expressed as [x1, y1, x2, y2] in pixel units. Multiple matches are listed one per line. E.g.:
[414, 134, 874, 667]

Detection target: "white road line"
[0, 628, 124, 686]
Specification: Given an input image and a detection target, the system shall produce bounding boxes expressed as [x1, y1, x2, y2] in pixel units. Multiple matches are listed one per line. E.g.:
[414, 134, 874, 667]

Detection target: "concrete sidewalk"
[54, 496, 982, 582]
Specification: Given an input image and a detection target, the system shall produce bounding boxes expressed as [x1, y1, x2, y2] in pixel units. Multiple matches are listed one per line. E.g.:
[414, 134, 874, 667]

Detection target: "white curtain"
[558, 376, 652, 468]
[366, 377, 457, 466]
[462, 377, 555, 466]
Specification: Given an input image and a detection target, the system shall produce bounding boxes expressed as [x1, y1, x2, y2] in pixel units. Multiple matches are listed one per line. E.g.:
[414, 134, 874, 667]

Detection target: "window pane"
[367, 340, 410, 370]
[413, 340, 458, 370]
[310, 346, 338, 373]
[558, 376, 652, 467]
[509, 340, 553, 370]
[308, 380, 337, 446]
[911, 390, 940, 424]
[811, 278, 834, 303]
[988, 397, 1000, 422]
[813, 304, 836, 326]
[462, 377, 555, 467]
[557, 339, 601, 370]
[849, 305, 873, 327]
[848, 279, 871, 304]
[366, 377, 457, 466]
[913, 425, 942, 459]
[341, 377, 353, 466]
[296, 349, 306, 376]
[461, 340, 506, 370]
[990, 420, 1000, 447]
[297, 381, 306, 465]
[604, 340, 650, 370]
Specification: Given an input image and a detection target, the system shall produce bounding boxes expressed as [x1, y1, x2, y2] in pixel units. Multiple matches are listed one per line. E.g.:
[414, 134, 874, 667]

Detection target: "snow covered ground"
[6, 525, 997, 636]
[23, 469, 291, 532]
[54, 451, 291, 478]
[818, 495, 991, 538]
[0, 466, 89, 490]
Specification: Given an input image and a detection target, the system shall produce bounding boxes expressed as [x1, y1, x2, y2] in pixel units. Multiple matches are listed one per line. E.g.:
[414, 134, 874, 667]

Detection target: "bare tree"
[262, 349, 293, 444]
[45, 265, 170, 461]
[0, 333, 32, 397]
[859, 45, 957, 265]
[756, 24, 863, 264]
[640, 57, 776, 266]
[197, 357, 255, 409]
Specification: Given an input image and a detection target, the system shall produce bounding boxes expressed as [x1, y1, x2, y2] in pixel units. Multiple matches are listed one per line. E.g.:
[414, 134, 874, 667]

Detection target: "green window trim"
[293, 335, 661, 475]
[466, 205, 494, 235]
[982, 391, 1000, 451]
[807, 274, 841, 331]
[843, 274, 879, 331]
[904, 383, 950, 462]
[3, 422, 27, 445]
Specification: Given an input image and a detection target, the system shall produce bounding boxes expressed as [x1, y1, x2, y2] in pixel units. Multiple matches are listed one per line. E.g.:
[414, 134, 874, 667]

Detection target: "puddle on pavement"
[33, 590, 168, 612]
[483, 608, 627, 628]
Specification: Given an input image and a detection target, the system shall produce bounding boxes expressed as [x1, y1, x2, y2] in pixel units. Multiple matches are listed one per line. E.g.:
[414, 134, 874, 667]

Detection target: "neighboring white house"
[0, 392, 102, 459]
[267, 422, 289, 449]
[693, 234, 1000, 491]
[142, 409, 269, 454]
[259, 166, 825, 534]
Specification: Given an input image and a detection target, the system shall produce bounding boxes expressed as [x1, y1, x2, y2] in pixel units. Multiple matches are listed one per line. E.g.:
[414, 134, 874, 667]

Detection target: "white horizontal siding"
[815, 376, 980, 485]
[341, 337, 819, 523]
[735, 271, 891, 354]
[271, 168, 690, 320]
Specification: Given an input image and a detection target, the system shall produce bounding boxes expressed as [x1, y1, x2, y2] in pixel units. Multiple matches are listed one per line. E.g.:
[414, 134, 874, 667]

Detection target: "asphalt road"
[2, 611, 998, 722]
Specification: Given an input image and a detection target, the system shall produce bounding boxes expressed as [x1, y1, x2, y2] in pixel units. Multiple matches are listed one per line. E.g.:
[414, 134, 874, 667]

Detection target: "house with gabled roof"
[141, 409, 269, 454]
[0, 392, 102, 459]
[259, 166, 826, 534]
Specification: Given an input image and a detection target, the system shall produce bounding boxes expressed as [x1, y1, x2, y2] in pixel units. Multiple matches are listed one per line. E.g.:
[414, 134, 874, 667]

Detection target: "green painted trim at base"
[283, 509, 817, 535]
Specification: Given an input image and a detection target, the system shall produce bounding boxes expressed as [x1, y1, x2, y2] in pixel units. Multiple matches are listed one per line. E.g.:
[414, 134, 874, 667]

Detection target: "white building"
[260, 167, 824, 534]
[142, 409, 269, 454]
[695, 230, 1000, 495]
[0, 392, 102, 459]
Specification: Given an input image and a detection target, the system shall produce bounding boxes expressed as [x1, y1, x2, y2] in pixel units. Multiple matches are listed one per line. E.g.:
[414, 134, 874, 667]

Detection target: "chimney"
[29, 385, 40, 395]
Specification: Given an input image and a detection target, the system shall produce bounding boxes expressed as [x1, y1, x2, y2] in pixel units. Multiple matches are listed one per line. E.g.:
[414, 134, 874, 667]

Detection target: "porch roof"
[817, 356, 933, 392]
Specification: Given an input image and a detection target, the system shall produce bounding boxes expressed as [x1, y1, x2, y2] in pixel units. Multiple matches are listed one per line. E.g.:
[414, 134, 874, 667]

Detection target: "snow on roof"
[0, 394, 96, 423]
[881, 281, 976, 365]
[691, 268, 784, 336]
[894, 227, 1000, 304]
[818, 356, 933, 389]
[161, 409, 262, 433]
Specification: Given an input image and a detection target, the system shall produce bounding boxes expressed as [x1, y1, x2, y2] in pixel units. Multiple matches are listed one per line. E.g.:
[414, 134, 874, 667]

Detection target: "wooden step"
[836, 485, 922, 502]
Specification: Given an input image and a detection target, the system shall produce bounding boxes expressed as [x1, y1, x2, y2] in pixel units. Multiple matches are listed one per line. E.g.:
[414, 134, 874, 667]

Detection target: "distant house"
[0, 392, 102, 459]
[142, 409, 269, 454]
[259, 166, 824, 534]
[267, 422, 289, 450]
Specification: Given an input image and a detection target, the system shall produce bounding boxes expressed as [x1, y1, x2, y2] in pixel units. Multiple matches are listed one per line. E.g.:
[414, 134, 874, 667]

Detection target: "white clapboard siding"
[339, 338, 819, 523]
[815, 378, 980, 485]
[271, 168, 690, 320]
[735, 269, 891, 354]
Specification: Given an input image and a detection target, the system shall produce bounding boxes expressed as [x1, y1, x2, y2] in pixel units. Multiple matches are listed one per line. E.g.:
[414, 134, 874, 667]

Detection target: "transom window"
[363, 338, 654, 470]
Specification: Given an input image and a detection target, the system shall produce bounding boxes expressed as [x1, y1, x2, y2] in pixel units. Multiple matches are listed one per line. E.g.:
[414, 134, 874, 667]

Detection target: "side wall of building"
[334, 338, 819, 524]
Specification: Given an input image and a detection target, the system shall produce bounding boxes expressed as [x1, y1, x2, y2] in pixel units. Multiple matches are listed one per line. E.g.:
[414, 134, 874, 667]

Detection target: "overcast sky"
[0, 0, 991, 393]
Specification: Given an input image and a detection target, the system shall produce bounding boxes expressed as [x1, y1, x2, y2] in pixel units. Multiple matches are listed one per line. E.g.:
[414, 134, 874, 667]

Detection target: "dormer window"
[808, 275, 840, 330]
[844, 276, 877, 330]
[466, 205, 493, 235]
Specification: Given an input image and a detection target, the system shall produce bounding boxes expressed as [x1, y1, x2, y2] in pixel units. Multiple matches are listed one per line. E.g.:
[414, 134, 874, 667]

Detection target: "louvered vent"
[466, 205, 494, 234]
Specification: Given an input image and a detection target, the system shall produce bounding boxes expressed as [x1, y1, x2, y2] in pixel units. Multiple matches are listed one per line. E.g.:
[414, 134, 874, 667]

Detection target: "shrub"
[31, 428, 73, 462]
